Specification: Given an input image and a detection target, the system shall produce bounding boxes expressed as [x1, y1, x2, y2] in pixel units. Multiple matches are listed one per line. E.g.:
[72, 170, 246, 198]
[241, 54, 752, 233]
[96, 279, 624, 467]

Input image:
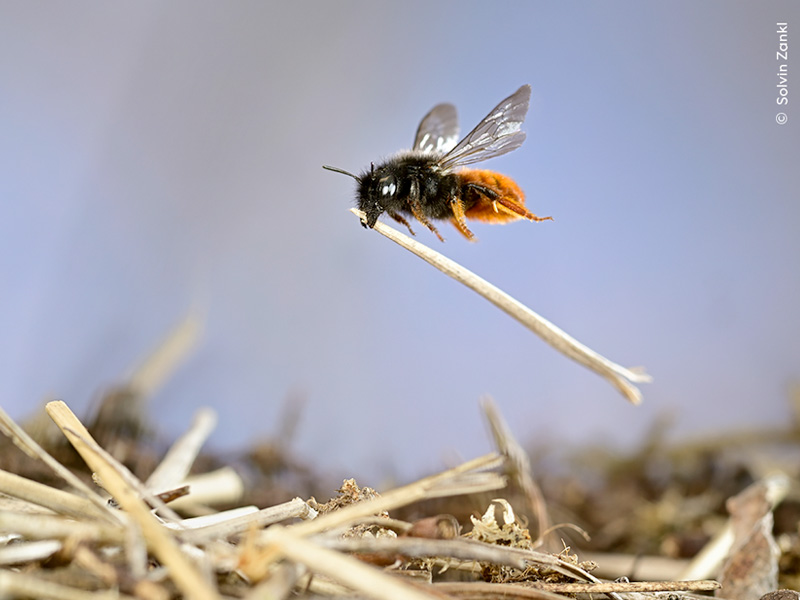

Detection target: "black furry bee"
[323, 84, 551, 241]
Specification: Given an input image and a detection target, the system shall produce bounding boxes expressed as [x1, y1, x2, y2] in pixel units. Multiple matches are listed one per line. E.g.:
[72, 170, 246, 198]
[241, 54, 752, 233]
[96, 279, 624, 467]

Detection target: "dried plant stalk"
[257, 525, 441, 600]
[0, 539, 62, 566]
[0, 511, 124, 544]
[289, 453, 504, 538]
[0, 570, 137, 600]
[319, 535, 601, 582]
[45, 400, 221, 600]
[127, 312, 202, 399]
[241, 454, 504, 581]
[351, 209, 651, 404]
[164, 467, 244, 511]
[432, 581, 568, 600]
[180, 497, 317, 543]
[481, 397, 551, 547]
[0, 468, 112, 522]
[0, 405, 119, 522]
[432, 579, 719, 599]
[534, 580, 721, 593]
[580, 551, 690, 581]
[145, 407, 217, 492]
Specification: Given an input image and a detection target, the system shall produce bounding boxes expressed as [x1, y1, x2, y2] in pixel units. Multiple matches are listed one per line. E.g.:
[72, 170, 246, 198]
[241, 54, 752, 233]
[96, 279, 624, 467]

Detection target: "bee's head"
[323, 162, 391, 229]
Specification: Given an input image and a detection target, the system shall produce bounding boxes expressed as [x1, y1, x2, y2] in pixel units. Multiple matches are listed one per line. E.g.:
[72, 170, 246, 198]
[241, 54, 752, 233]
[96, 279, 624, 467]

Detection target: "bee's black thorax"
[357, 152, 460, 228]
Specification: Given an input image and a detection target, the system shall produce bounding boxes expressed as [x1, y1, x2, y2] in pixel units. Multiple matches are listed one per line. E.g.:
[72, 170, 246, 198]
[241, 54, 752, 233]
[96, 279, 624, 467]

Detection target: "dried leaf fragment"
[717, 475, 789, 600]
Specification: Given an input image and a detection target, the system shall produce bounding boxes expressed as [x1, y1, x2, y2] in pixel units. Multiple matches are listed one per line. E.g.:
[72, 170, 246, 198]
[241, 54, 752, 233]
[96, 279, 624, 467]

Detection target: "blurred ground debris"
[1, 385, 798, 598]
[0, 318, 798, 598]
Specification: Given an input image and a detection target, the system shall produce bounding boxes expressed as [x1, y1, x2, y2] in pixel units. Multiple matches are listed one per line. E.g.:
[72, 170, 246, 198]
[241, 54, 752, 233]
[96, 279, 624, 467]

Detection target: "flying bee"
[323, 84, 551, 242]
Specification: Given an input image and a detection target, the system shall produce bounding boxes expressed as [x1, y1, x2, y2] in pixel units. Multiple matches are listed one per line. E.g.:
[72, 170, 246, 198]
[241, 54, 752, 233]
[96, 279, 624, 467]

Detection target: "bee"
[323, 84, 551, 242]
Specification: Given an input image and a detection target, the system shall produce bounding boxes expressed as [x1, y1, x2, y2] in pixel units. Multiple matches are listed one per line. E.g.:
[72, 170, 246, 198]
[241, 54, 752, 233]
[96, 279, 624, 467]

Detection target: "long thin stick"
[289, 453, 504, 538]
[0, 470, 112, 522]
[351, 209, 651, 404]
[0, 405, 120, 523]
[145, 407, 217, 492]
[255, 526, 442, 600]
[433, 579, 720, 598]
[45, 401, 221, 600]
[481, 397, 551, 547]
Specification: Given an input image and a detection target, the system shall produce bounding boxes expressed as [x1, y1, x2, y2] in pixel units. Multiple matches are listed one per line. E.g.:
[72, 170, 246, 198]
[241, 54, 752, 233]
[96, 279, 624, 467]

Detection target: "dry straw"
[0, 396, 723, 598]
[351, 208, 652, 404]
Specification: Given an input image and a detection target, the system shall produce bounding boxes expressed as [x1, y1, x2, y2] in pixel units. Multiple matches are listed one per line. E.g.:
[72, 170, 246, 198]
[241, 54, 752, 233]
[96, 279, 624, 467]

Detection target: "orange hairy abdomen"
[457, 169, 533, 223]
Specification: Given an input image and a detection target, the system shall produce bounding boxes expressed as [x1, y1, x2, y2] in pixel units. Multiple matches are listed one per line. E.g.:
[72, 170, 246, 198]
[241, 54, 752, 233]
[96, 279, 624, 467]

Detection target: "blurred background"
[1, 1, 798, 481]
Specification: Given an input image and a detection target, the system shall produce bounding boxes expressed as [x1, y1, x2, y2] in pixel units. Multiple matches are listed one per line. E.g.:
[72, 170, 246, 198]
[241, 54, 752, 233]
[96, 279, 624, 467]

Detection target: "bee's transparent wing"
[413, 103, 460, 155]
[439, 85, 531, 170]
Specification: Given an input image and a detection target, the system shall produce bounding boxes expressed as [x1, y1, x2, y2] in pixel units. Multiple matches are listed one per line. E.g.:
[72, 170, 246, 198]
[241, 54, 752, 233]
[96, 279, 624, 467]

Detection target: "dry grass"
[0, 396, 733, 600]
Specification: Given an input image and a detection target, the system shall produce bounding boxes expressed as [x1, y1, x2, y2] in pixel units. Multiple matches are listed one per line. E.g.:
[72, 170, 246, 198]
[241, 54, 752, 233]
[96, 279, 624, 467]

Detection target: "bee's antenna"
[322, 165, 361, 181]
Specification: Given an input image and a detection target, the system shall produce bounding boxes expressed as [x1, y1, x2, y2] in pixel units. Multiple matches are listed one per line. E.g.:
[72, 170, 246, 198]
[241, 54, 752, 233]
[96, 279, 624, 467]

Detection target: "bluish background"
[1, 2, 798, 480]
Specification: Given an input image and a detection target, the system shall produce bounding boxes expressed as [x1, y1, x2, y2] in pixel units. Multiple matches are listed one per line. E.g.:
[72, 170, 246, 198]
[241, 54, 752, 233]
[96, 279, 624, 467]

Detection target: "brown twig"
[433, 579, 720, 599]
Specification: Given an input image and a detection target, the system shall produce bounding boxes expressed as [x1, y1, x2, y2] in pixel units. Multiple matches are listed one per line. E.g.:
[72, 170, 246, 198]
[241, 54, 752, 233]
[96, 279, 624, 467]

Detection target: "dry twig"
[45, 400, 220, 600]
[145, 407, 217, 493]
[350, 208, 651, 404]
[481, 396, 552, 548]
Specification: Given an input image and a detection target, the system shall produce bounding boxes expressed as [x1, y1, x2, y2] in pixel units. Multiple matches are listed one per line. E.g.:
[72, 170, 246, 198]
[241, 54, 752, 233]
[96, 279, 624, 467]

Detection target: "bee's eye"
[378, 175, 397, 198]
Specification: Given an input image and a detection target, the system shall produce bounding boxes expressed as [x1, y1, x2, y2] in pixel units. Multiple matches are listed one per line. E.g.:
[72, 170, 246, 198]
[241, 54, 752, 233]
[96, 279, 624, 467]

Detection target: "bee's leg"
[387, 211, 416, 236]
[409, 200, 444, 242]
[502, 201, 553, 221]
[465, 183, 552, 222]
[449, 198, 476, 241]
[465, 182, 499, 199]
[464, 182, 517, 217]
[407, 179, 444, 242]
